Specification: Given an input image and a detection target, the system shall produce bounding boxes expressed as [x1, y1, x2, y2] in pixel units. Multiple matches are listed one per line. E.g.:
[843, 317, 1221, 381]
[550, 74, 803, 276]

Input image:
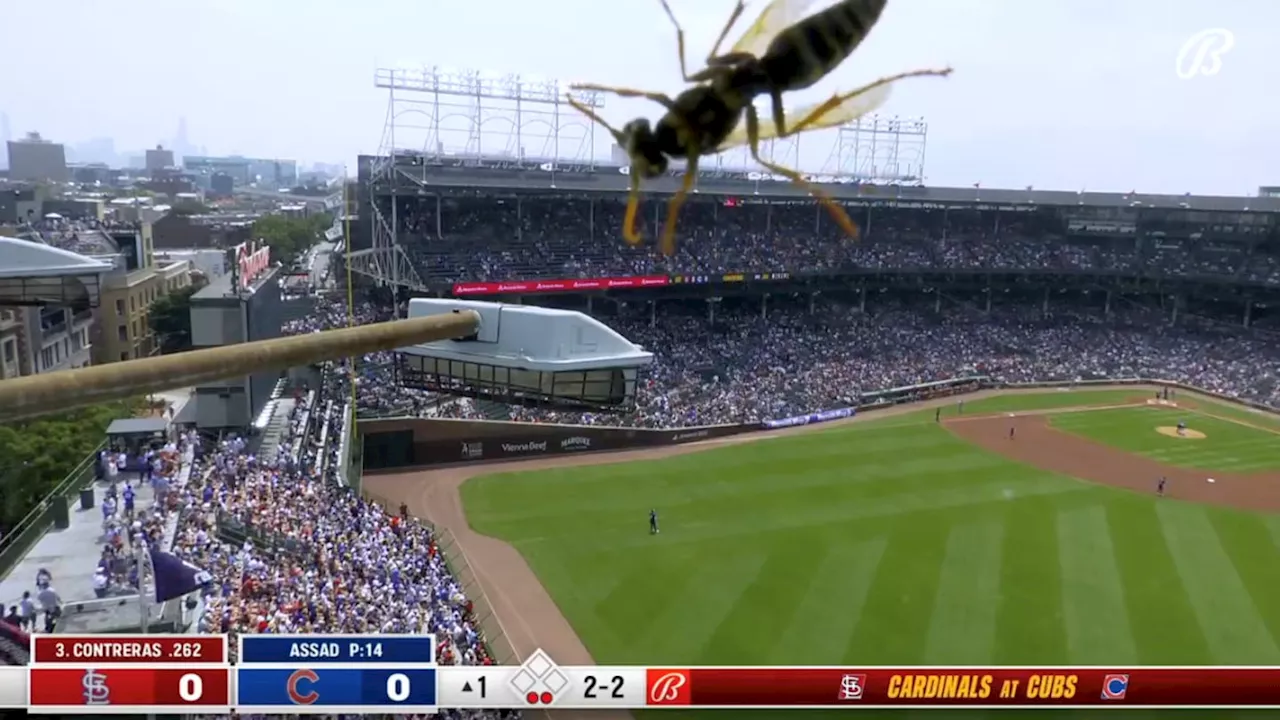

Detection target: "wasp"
[566, 0, 951, 255]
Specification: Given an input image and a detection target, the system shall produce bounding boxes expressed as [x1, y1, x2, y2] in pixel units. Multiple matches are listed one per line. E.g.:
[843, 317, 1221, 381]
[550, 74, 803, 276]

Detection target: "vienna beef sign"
[235, 241, 272, 290]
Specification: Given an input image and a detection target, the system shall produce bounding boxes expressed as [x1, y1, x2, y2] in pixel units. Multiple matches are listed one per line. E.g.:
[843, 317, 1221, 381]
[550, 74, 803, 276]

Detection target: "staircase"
[255, 380, 293, 464]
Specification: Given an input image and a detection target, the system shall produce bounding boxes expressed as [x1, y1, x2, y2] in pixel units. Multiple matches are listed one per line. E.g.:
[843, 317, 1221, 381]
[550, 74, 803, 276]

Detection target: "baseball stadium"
[4, 3, 1280, 717]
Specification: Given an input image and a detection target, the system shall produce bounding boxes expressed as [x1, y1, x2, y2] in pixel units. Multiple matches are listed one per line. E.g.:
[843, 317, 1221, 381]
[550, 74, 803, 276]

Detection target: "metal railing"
[0, 445, 104, 580]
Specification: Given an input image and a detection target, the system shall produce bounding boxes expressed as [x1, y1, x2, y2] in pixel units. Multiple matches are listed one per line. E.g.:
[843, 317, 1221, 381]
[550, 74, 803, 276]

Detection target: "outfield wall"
[359, 417, 756, 472]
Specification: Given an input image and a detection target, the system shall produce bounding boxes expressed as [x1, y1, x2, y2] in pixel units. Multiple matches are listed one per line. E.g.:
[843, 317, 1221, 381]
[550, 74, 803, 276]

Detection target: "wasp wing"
[716, 83, 892, 152]
[728, 0, 824, 59]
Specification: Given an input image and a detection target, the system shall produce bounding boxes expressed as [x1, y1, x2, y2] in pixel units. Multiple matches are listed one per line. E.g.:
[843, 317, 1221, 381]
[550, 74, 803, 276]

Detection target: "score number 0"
[177, 673, 203, 702]
[386, 673, 413, 703]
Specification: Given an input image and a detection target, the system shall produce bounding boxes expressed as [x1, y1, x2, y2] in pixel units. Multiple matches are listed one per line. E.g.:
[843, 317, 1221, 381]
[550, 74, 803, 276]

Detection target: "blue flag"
[149, 548, 211, 603]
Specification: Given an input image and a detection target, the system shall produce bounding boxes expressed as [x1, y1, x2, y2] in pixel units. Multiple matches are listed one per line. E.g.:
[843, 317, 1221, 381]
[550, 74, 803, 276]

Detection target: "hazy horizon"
[2, 0, 1273, 195]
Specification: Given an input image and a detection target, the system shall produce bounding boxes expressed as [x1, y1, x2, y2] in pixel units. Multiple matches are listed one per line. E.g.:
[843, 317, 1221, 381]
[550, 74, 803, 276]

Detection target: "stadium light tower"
[821, 115, 929, 185]
[374, 66, 605, 166]
[351, 67, 608, 292]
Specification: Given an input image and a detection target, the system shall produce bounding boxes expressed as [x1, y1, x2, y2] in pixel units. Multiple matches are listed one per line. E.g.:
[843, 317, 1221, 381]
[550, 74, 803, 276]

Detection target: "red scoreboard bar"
[32, 636, 225, 664]
[29, 635, 230, 714]
[644, 666, 1280, 708]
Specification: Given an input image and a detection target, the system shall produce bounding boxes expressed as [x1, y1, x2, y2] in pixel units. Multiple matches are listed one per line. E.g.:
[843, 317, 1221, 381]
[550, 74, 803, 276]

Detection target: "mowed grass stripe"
[1106, 498, 1211, 663]
[1056, 505, 1138, 664]
[591, 550, 695, 646]
[924, 521, 1003, 664]
[699, 538, 831, 664]
[1207, 511, 1280, 654]
[587, 472, 1090, 554]
[464, 424, 970, 533]
[1156, 501, 1280, 663]
[993, 495, 1068, 663]
[770, 538, 889, 664]
[627, 549, 770, 663]
[844, 521, 950, 664]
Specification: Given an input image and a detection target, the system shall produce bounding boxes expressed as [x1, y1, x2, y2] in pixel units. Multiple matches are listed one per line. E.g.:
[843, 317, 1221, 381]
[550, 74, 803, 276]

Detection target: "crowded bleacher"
[108, 309, 516, 720]
[392, 196, 1280, 283]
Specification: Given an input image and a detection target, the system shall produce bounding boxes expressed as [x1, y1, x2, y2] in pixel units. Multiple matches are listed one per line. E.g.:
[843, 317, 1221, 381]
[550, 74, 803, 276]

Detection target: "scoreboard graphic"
[28, 635, 230, 713]
[9, 634, 1280, 711]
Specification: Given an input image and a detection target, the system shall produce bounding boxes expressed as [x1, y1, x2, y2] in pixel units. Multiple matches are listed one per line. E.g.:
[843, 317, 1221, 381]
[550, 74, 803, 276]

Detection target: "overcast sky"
[3, 0, 1273, 194]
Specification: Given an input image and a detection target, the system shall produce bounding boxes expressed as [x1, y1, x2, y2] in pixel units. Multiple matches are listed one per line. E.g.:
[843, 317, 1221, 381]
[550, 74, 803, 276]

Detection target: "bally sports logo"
[560, 436, 591, 451]
[646, 669, 690, 706]
[501, 441, 547, 454]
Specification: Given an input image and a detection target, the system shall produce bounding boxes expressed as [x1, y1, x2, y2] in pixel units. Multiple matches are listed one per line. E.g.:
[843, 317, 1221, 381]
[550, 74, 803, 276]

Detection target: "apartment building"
[94, 249, 193, 363]
[0, 308, 21, 379]
[0, 300, 95, 378]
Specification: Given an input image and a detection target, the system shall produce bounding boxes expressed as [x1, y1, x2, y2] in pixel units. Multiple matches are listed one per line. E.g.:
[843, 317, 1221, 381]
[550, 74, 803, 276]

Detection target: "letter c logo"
[288, 668, 320, 704]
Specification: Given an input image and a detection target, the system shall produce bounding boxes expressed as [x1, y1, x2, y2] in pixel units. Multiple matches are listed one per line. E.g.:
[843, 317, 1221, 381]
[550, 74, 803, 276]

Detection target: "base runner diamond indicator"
[510, 649, 563, 706]
[511, 669, 536, 694]
[543, 669, 568, 694]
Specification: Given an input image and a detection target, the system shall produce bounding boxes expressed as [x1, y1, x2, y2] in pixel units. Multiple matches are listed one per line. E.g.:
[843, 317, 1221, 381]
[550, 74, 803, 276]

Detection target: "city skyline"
[1, 0, 1276, 194]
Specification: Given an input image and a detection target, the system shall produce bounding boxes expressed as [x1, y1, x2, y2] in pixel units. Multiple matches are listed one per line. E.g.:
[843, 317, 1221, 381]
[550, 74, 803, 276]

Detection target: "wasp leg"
[569, 83, 676, 111]
[659, 152, 699, 256]
[705, 1, 748, 66]
[661, 0, 748, 83]
[782, 68, 953, 137]
[744, 106, 859, 240]
[658, 0, 694, 82]
[622, 171, 645, 246]
[565, 95, 626, 140]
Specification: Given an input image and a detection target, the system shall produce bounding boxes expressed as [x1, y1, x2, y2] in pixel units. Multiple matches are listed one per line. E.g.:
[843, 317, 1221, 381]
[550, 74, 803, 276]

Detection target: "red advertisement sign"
[452, 275, 670, 296]
[236, 241, 271, 290]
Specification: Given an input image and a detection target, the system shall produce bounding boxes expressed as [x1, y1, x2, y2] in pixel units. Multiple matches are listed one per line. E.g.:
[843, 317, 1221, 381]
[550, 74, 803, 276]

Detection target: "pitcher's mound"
[1157, 426, 1207, 440]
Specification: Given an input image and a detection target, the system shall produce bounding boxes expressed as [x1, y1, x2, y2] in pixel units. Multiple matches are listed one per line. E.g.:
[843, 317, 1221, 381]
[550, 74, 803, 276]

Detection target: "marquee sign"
[235, 241, 271, 290]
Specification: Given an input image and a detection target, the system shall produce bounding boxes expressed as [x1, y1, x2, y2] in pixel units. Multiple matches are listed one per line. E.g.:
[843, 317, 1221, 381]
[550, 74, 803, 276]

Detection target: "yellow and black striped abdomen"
[760, 0, 888, 92]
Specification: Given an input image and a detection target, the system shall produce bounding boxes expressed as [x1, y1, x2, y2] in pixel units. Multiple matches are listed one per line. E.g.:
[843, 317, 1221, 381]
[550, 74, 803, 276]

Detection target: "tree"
[252, 212, 334, 266]
[0, 399, 143, 532]
[149, 284, 203, 354]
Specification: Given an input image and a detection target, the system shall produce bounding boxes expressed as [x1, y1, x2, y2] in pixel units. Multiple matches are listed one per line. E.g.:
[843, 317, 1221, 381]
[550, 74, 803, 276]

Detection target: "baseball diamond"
[364, 385, 1280, 719]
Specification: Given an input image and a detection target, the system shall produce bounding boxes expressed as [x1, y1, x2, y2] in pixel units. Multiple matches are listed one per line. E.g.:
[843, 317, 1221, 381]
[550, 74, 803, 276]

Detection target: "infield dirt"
[361, 386, 1280, 719]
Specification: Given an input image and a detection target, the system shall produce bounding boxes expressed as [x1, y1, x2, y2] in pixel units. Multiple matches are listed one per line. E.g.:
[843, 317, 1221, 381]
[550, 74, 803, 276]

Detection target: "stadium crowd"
[155, 309, 518, 720]
[412, 296, 1280, 427]
[395, 196, 1280, 283]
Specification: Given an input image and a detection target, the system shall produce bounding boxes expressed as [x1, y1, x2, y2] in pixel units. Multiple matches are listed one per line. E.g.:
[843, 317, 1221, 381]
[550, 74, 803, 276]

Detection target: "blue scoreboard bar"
[236, 635, 437, 714]
[237, 667, 437, 710]
[240, 635, 436, 664]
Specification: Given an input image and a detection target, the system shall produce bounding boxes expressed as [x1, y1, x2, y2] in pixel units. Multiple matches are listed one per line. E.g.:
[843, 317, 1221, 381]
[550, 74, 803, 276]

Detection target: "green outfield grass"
[459, 389, 1280, 719]
[1051, 406, 1280, 472]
